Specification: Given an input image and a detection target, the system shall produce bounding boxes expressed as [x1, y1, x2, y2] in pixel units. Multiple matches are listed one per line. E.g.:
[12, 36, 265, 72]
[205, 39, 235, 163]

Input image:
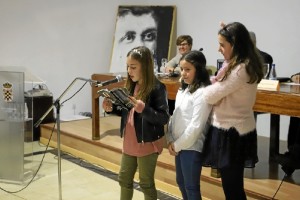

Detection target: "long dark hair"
[219, 22, 264, 83]
[180, 50, 211, 93]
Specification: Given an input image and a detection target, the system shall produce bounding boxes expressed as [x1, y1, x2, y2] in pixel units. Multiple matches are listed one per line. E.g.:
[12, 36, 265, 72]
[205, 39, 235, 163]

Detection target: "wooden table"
[253, 83, 300, 160]
[158, 76, 181, 100]
[91, 73, 300, 161]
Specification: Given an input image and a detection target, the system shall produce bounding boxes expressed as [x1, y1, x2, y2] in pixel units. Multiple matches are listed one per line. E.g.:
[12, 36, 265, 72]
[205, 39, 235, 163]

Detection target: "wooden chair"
[206, 65, 217, 76]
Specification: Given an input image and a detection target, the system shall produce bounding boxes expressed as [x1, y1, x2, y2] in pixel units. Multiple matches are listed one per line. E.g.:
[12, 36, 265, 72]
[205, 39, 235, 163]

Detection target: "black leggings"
[287, 117, 300, 150]
[220, 165, 247, 200]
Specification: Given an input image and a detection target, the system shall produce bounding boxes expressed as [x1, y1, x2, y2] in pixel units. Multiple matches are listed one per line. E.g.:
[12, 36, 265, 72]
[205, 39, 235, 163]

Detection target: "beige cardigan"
[203, 63, 257, 135]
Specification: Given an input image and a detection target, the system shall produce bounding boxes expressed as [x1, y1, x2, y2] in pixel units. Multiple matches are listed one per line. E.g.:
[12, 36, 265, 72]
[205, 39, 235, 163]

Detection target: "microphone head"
[95, 74, 123, 87]
[116, 74, 122, 82]
[199, 48, 203, 52]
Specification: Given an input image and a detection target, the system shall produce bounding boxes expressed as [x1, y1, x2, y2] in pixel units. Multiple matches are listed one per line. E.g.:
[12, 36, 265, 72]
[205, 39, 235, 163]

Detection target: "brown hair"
[218, 22, 264, 83]
[125, 46, 156, 102]
[176, 35, 193, 46]
[179, 50, 211, 93]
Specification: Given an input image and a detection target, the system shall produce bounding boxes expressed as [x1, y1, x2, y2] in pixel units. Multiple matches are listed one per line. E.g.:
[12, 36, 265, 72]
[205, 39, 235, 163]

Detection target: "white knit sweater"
[166, 87, 212, 152]
[203, 63, 257, 135]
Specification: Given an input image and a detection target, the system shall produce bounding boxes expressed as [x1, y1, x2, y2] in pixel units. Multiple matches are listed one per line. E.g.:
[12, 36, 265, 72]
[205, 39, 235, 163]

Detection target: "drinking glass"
[161, 58, 168, 67]
[161, 58, 168, 74]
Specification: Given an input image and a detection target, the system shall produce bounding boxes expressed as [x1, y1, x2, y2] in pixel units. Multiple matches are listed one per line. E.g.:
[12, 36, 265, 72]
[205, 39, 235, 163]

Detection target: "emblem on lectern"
[2, 82, 13, 102]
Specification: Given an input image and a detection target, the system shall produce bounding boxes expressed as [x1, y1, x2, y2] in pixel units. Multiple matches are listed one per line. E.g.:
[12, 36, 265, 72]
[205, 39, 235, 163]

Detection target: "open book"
[97, 87, 134, 110]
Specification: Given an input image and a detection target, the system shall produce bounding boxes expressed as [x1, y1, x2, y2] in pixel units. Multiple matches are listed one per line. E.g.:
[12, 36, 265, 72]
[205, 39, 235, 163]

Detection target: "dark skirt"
[202, 125, 258, 169]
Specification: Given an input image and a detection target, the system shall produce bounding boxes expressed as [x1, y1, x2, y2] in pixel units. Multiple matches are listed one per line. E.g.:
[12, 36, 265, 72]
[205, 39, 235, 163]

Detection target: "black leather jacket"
[118, 79, 169, 143]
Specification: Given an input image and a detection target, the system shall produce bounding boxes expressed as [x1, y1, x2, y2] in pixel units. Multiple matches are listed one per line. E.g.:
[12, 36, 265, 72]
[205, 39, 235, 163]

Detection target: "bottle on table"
[269, 64, 277, 80]
[160, 58, 168, 75]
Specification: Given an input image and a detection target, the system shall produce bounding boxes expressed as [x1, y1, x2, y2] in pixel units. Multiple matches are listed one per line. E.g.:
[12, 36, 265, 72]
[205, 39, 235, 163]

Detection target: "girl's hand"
[128, 96, 145, 113]
[165, 66, 174, 73]
[220, 21, 226, 28]
[168, 142, 177, 156]
[128, 96, 137, 105]
[102, 97, 113, 112]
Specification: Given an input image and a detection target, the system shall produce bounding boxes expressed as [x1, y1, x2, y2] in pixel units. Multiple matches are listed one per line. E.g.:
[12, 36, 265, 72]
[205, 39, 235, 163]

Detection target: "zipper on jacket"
[122, 112, 128, 138]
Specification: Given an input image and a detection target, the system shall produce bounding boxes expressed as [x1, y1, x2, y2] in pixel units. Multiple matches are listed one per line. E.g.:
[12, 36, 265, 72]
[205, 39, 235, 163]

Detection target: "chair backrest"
[206, 65, 217, 76]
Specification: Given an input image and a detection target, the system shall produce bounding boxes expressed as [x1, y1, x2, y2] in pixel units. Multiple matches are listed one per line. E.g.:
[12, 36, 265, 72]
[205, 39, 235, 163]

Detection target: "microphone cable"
[271, 172, 288, 199]
[61, 81, 88, 106]
[0, 121, 56, 194]
[0, 80, 88, 194]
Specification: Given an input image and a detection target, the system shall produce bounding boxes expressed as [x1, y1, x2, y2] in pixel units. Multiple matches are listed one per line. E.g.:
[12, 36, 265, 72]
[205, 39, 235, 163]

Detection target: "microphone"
[199, 48, 203, 52]
[96, 75, 123, 87]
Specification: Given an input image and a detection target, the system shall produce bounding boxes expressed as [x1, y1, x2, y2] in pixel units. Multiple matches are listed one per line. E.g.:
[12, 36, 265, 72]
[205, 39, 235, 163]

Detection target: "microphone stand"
[35, 77, 97, 200]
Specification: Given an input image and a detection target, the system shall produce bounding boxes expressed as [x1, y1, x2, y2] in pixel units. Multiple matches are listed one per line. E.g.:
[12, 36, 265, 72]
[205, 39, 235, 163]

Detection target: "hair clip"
[132, 49, 142, 57]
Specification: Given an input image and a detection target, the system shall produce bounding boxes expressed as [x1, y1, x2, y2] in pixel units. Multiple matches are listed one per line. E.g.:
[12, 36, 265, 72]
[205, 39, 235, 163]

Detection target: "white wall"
[0, 0, 299, 141]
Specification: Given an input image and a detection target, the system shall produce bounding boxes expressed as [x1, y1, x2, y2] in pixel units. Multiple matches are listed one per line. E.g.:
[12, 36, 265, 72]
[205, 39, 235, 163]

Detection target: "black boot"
[275, 152, 295, 176]
[281, 165, 295, 176]
[276, 146, 300, 176]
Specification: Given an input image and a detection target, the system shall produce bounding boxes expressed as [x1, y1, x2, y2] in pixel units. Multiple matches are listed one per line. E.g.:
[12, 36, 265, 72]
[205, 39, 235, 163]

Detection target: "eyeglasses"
[177, 42, 189, 47]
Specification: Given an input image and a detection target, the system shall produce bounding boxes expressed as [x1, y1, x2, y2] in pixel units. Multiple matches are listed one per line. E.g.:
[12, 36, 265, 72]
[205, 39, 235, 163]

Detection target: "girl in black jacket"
[103, 46, 169, 200]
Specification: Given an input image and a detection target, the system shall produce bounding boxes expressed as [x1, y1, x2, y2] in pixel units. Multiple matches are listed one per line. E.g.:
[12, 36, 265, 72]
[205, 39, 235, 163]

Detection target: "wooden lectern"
[91, 73, 127, 140]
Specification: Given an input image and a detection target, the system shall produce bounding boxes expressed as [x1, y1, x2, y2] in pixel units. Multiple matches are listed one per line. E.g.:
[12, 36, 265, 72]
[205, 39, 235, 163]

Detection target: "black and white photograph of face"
[110, 6, 175, 73]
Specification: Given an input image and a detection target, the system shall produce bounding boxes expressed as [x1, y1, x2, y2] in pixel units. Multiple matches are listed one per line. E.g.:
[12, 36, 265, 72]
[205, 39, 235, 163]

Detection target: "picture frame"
[109, 5, 177, 73]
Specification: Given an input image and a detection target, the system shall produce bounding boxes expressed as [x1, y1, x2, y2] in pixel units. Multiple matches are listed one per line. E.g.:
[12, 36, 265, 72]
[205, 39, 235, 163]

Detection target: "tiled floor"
[0, 142, 179, 200]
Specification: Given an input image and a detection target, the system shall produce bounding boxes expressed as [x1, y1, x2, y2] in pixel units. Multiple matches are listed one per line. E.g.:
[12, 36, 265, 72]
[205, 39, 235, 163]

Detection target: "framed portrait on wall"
[109, 5, 177, 73]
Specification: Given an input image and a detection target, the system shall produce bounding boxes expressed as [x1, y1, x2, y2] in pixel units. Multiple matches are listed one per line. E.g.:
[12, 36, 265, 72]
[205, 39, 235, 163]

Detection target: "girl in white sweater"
[166, 50, 212, 200]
